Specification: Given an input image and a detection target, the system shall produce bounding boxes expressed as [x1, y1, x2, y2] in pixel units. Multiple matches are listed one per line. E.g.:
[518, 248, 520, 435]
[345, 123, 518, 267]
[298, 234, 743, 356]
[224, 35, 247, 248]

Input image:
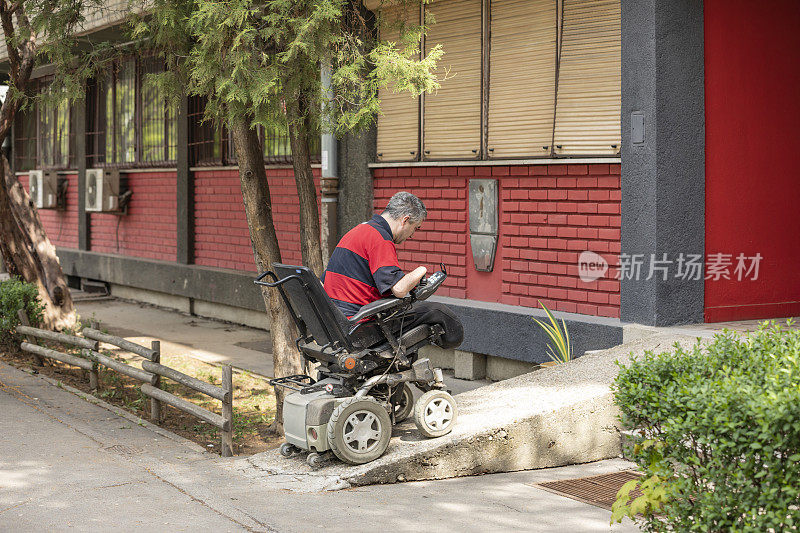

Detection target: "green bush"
[612, 322, 800, 531]
[0, 277, 45, 341]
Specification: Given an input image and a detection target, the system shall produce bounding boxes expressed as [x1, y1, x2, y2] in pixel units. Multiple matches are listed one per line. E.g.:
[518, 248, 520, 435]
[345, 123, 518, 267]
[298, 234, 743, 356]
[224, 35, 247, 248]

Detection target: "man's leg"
[395, 301, 464, 349]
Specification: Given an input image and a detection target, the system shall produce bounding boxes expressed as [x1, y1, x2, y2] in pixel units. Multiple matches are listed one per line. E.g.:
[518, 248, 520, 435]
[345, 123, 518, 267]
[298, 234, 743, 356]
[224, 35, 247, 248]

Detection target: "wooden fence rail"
[14, 320, 235, 457]
[85, 350, 158, 385]
[82, 328, 157, 360]
[142, 361, 229, 401]
[21, 342, 94, 372]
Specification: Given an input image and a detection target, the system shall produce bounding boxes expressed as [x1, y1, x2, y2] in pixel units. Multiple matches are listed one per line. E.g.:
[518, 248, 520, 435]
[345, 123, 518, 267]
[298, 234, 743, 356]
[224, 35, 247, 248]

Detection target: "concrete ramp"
[242, 333, 705, 490]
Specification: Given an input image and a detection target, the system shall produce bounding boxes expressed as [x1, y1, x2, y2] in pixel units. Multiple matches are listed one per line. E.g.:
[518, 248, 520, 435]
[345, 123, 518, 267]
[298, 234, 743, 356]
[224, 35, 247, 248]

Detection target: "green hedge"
[613, 322, 800, 531]
[0, 278, 44, 342]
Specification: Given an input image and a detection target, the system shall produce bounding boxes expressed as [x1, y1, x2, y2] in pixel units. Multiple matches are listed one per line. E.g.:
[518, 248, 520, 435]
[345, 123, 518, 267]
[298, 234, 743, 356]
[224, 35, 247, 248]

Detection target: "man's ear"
[402, 215, 411, 226]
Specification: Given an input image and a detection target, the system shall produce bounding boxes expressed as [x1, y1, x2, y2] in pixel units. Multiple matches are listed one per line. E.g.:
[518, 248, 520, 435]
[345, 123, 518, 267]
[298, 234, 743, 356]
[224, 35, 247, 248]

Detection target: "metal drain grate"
[535, 470, 643, 510]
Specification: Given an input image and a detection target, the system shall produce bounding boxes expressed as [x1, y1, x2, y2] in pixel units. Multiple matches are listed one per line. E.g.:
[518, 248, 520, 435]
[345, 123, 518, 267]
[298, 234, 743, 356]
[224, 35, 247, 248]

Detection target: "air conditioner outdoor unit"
[28, 170, 59, 209]
[85, 168, 121, 212]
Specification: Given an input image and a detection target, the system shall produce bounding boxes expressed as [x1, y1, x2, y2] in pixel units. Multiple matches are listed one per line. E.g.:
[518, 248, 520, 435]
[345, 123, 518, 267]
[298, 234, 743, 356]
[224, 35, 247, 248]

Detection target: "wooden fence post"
[17, 309, 43, 366]
[88, 361, 99, 390]
[150, 340, 162, 423]
[221, 365, 233, 457]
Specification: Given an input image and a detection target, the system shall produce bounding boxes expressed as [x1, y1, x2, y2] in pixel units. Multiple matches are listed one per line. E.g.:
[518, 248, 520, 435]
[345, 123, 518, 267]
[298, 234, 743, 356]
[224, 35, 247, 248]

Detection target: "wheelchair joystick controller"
[413, 269, 447, 301]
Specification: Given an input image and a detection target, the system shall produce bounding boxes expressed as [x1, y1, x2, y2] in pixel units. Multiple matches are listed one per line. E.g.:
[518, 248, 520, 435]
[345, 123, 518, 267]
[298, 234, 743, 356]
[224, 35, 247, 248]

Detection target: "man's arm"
[391, 266, 427, 298]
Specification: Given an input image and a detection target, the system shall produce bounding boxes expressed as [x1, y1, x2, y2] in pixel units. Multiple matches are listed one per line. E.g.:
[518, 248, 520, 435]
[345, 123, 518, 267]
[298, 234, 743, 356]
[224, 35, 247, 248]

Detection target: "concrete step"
[244, 332, 708, 489]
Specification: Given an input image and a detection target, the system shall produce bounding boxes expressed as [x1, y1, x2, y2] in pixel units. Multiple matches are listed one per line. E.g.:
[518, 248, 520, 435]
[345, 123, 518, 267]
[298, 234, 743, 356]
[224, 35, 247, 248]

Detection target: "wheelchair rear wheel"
[327, 396, 392, 464]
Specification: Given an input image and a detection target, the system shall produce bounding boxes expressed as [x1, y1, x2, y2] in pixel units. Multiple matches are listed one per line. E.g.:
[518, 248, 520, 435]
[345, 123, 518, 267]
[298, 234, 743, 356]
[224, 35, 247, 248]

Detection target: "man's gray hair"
[383, 191, 427, 222]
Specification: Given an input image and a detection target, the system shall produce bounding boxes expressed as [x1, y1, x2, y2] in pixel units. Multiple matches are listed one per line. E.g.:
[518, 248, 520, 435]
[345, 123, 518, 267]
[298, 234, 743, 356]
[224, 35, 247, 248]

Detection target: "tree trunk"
[0, 4, 74, 330]
[229, 115, 304, 434]
[0, 155, 76, 330]
[286, 93, 324, 277]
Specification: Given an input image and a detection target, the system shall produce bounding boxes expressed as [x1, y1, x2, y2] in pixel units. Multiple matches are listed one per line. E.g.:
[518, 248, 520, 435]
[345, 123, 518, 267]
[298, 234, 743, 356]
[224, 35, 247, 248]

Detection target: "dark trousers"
[394, 301, 464, 350]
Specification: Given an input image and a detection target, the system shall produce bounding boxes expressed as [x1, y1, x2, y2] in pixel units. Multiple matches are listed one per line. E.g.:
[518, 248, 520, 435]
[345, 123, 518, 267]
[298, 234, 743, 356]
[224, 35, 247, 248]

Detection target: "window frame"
[13, 77, 75, 171]
[86, 55, 177, 168]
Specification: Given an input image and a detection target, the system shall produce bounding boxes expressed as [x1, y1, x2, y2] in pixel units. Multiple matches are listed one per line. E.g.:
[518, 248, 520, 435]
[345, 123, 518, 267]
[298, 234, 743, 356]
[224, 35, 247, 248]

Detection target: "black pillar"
[75, 97, 88, 251]
[176, 94, 192, 264]
[620, 0, 706, 326]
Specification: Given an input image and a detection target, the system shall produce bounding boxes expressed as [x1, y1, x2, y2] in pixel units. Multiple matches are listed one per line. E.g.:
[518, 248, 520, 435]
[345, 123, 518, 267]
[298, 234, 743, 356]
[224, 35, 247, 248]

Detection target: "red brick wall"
[89, 171, 177, 261]
[193, 167, 321, 271]
[499, 164, 621, 318]
[18, 173, 79, 249]
[373, 170, 468, 299]
[372, 163, 621, 318]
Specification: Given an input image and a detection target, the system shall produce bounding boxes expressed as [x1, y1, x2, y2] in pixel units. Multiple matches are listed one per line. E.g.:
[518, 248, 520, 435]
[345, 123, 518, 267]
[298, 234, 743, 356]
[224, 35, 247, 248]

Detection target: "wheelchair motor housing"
[282, 377, 356, 454]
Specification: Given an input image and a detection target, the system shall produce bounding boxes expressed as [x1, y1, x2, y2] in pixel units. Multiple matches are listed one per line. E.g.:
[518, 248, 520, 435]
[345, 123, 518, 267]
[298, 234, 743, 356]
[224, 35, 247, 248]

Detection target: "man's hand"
[391, 266, 427, 298]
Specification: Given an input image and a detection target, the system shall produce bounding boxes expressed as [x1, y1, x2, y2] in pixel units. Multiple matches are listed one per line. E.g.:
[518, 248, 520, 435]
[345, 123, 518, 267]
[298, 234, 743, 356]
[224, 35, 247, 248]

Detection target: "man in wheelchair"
[255, 192, 463, 466]
[322, 191, 464, 351]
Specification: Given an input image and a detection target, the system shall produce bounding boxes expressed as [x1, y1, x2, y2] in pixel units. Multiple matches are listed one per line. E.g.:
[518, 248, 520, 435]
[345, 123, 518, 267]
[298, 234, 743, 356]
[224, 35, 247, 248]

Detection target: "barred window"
[189, 96, 317, 166]
[13, 78, 74, 171]
[87, 56, 177, 167]
[141, 57, 177, 163]
[188, 95, 229, 166]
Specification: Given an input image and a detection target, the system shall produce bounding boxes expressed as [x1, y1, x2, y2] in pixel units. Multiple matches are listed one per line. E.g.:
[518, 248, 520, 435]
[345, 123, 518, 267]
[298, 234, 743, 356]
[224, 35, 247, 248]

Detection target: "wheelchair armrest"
[348, 297, 406, 323]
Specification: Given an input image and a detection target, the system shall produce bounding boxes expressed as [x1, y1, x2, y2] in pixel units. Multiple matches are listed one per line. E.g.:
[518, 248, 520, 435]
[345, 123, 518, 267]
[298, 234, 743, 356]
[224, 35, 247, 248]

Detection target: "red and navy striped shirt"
[322, 214, 405, 317]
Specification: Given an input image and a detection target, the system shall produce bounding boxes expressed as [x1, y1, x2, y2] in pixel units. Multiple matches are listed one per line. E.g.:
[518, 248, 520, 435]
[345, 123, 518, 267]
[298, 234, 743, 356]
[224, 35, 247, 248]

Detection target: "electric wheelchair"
[255, 263, 457, 466]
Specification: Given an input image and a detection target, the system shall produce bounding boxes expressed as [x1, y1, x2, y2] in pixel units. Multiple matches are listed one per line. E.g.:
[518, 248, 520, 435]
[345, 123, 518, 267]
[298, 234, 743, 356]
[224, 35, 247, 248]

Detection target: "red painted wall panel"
[704, 0, 800, 321]
[18, 173, 79, 250]
[373, 163, 621, 317]
[89, 172, 177, 262]
[193, 167, 321, 272]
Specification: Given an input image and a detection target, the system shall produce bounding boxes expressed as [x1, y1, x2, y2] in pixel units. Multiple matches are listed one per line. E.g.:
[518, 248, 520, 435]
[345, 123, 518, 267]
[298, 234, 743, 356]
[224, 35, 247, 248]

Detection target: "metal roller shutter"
[376, 4, 421, 162]
[488, 0, 557, 158]
[423, 0, 482, 159]
[553, 0, 621, 156]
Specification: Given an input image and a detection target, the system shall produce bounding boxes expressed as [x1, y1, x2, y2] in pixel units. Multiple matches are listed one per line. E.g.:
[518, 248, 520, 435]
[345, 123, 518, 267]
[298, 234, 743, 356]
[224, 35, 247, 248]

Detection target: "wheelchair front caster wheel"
[327, 396, 392, 465]
[414, 390, 457, 438]
[307, 452, 325, 468]
[280, 442, 299, 457]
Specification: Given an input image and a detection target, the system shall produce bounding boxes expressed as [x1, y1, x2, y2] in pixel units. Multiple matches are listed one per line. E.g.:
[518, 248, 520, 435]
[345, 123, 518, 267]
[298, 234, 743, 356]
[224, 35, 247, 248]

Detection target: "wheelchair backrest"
[270, 263, 354, 351]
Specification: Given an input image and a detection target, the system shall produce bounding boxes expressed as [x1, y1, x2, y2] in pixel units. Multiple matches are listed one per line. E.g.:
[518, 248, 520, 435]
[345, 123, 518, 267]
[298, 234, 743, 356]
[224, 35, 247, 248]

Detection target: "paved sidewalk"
[0, 362, 639, 532]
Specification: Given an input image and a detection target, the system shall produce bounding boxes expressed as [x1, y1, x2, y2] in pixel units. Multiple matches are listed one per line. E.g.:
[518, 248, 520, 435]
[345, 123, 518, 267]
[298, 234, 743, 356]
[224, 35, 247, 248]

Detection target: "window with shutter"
[553, 0, 621, 156]
[376, 4, 421, 162]
[488, 0, 557, 158]
[423, 0, 482, 159]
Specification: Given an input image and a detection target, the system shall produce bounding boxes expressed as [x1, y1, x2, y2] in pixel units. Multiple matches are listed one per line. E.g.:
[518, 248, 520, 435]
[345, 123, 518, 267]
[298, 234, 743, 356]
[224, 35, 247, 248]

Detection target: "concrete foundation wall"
[111, 284, 192, 314]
